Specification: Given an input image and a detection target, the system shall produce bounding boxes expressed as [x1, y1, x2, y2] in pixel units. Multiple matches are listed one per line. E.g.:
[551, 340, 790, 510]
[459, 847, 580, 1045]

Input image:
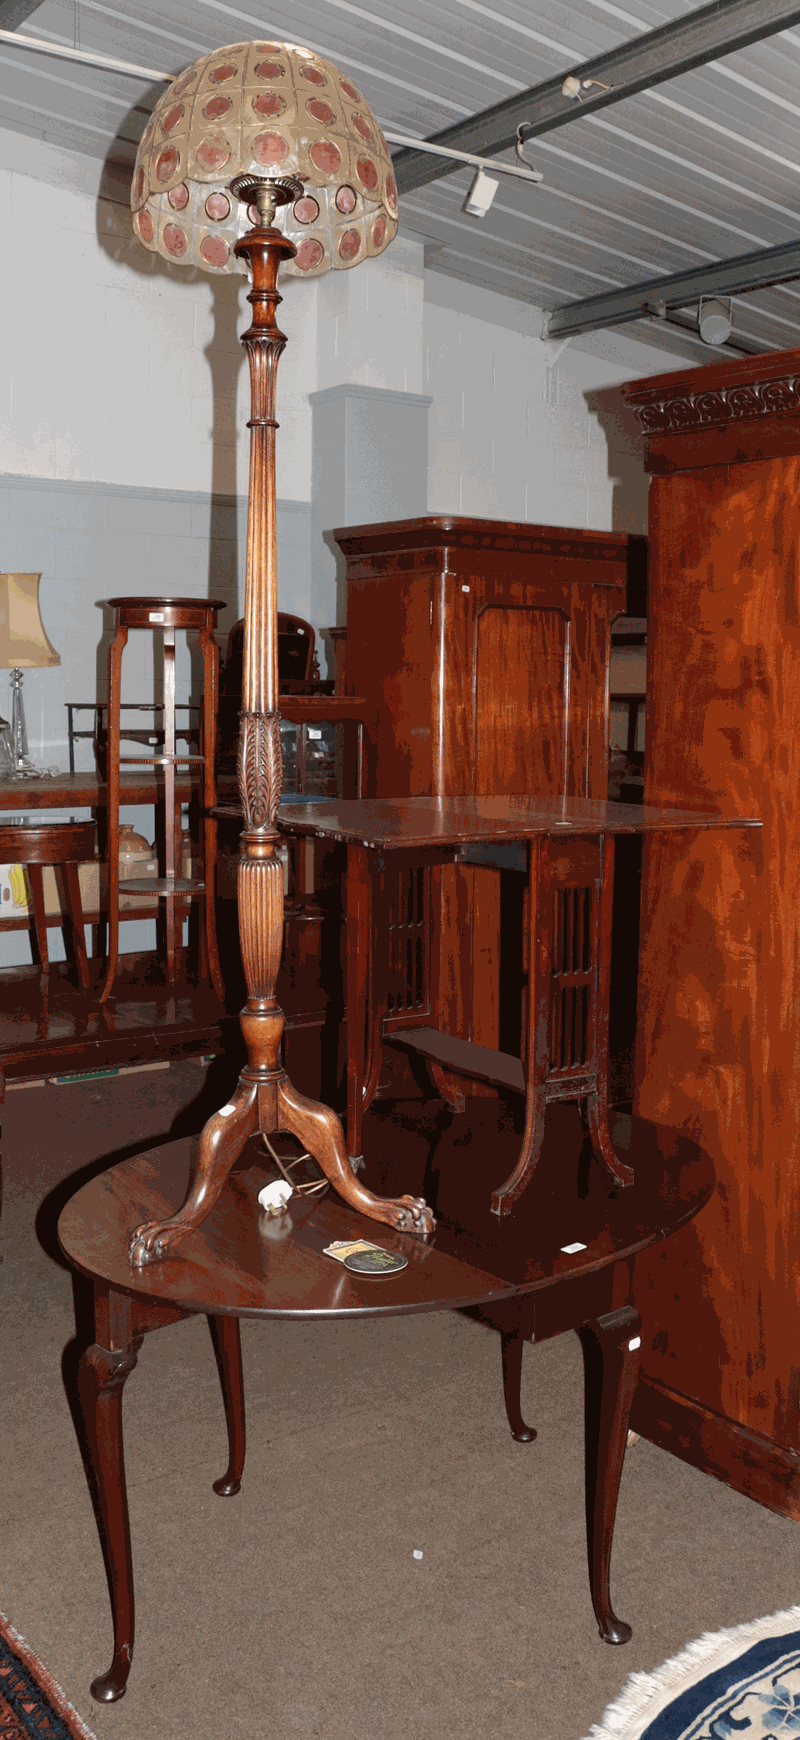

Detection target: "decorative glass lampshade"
[130, 40, 398, 277]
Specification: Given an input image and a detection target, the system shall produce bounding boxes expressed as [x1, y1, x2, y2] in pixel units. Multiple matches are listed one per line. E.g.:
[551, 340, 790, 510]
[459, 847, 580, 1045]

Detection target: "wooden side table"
[99, 598, 226, 1003]
[57, 1112, 714, 1701]
[277, 795, 760, 1212]
[0, 819, 96, 987]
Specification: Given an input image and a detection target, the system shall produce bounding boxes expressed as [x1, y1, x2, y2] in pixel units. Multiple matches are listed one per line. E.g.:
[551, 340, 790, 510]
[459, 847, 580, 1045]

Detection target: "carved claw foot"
[371, 1194, 436, 1237]
[128, 1084, 260, 1266]
[128, 1218, 197, 1267]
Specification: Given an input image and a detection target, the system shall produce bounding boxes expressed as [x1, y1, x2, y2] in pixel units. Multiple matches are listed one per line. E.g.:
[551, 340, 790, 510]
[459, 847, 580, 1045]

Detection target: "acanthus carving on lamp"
[126, 41, 434, 1267]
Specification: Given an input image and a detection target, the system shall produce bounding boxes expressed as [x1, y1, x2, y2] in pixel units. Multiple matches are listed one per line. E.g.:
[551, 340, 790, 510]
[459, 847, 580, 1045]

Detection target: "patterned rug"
[584, 1606, 800, 1740]
[0, 1612, 96, 1740]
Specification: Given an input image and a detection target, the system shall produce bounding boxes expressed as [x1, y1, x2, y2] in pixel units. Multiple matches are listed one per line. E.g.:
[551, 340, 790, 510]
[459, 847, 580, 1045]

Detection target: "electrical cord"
[261, 1133, 328, 1199]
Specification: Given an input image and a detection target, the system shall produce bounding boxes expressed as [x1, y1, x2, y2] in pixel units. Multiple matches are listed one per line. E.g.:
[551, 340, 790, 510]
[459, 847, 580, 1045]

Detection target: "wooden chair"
[0, 820, 96, 989]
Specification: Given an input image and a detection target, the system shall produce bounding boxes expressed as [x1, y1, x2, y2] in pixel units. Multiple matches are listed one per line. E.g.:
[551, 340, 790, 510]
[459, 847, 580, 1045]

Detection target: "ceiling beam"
[545, 238, 800, 339]
[0, 0, 45, 29]
[393, 0, 800, 195]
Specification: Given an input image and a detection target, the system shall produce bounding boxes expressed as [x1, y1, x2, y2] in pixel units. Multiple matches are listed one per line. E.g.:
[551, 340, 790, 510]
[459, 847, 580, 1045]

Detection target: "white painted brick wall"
[424, 270, 688, 533]
[1, 142, 314, 505]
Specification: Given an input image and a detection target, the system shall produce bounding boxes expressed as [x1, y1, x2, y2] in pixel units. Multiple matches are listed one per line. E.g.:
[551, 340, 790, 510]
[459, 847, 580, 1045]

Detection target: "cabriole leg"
[77, 1336, 142, 1702]
[208, 1315, 246, 1496]
[578, 1304, 642, 1645]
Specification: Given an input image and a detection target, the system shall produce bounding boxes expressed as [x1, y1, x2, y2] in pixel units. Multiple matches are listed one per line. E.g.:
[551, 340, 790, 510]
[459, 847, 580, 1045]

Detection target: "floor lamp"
[126, 40, 433, 1263]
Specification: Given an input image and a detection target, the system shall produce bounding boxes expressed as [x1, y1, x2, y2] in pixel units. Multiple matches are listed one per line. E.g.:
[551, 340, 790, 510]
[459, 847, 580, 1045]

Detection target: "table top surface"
[277, 793, 761, 848]
[0, 769, 201, 811]
[57, 1112, 714, 1321]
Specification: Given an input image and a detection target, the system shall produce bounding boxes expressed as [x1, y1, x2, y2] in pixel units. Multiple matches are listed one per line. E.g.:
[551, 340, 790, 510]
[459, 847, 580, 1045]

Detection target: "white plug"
[258, 1179, 293, 1216]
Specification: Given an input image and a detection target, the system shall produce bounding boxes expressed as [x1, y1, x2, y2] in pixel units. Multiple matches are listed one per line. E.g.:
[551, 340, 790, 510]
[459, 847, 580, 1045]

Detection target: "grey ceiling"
[2, 0, 800, 361]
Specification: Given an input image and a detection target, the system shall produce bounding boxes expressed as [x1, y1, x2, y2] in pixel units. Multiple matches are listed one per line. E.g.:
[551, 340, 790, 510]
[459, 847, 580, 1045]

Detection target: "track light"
[698, 297, 733, 346]
[463, 169, 499, 218]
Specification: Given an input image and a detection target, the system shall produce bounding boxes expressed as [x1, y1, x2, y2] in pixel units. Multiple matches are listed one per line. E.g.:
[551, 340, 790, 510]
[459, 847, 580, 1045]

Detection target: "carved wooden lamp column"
[126, 40, 433, 1263]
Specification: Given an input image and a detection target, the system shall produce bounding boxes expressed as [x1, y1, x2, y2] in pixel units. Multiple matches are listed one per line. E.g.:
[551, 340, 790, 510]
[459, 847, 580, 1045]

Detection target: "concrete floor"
[3, 1060, 800, 1740]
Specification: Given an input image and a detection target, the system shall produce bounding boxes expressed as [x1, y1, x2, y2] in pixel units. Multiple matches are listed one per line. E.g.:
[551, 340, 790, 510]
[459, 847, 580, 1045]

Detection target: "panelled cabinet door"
[337, 517, 639, 1072]
[622, 348, 800, 1513]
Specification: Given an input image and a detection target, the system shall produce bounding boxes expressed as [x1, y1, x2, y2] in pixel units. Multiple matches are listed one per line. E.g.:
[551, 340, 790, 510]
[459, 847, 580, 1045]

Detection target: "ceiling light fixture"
[698, 296, 733, 345]
[462, 169, 499, 217]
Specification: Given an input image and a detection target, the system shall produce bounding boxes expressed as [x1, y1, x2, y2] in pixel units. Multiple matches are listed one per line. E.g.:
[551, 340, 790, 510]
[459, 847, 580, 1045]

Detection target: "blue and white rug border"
[582, 1603, 800, 1740]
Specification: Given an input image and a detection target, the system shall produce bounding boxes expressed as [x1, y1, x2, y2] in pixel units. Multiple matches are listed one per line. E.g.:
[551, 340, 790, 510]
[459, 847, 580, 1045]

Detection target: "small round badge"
[343, 1248, 408, 1275]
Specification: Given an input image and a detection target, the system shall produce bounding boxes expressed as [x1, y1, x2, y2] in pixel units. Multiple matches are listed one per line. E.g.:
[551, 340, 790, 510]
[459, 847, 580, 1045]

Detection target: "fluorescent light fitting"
[462, 169, 499, 217]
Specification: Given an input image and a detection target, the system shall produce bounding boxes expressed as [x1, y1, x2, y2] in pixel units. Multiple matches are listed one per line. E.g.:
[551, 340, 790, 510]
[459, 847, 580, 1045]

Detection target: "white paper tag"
[148, 611, 165, 622]
[561, 1241, 587, 1254]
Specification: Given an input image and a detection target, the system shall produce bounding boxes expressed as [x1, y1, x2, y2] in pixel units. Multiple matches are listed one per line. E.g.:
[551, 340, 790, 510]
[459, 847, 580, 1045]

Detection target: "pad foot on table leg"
[501, 1326, 537, 1443]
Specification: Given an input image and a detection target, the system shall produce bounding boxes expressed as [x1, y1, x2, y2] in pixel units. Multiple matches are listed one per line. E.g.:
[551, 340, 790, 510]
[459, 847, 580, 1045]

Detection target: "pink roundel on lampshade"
[253, 132, 289, 167]
[203, 95, 232, 121]
[253, 91, 285, 117]
[156, 146, 180, 183]
[163, 223, 187, 257]
[307, 98, 336, 126]
[357, 156, 378, 191]
[201, 235, 230, 267]
[338, 228, 361, 261]
[161, 103, 185, 134]
[196, 134, 230, 172]
[205, 191, 231, 220]
[309, 139, 341, 174]
[295, 238, 324, 270]
[131, 40, 397, 276]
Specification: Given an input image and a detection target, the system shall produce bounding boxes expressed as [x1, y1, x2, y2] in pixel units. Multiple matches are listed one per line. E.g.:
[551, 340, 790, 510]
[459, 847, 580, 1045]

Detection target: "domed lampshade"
[130, 40, 398, 277]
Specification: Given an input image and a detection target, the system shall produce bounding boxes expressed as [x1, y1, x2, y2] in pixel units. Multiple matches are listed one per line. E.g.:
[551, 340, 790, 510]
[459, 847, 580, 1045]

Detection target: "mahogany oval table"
[57, 1107, 714, 1703]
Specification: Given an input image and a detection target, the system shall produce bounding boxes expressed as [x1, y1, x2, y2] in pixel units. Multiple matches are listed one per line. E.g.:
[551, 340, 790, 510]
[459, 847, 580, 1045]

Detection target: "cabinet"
[337, 516, 644, 1062]
[621, 347, 800, 1515]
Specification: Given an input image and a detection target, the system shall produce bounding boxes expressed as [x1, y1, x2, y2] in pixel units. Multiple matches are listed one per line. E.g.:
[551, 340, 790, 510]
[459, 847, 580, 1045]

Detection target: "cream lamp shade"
[0, 574, 60, 668]
[130, 40, 398, 277]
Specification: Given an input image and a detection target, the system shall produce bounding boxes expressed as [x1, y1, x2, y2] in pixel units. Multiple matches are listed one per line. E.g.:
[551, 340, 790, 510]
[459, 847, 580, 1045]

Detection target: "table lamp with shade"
[126, 40, 434, 1265]
[0, 572, 60, 777]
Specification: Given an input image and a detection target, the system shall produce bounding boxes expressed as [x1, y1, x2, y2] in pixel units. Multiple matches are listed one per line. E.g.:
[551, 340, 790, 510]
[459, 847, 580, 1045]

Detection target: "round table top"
[57, 1111, 714, 1322]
